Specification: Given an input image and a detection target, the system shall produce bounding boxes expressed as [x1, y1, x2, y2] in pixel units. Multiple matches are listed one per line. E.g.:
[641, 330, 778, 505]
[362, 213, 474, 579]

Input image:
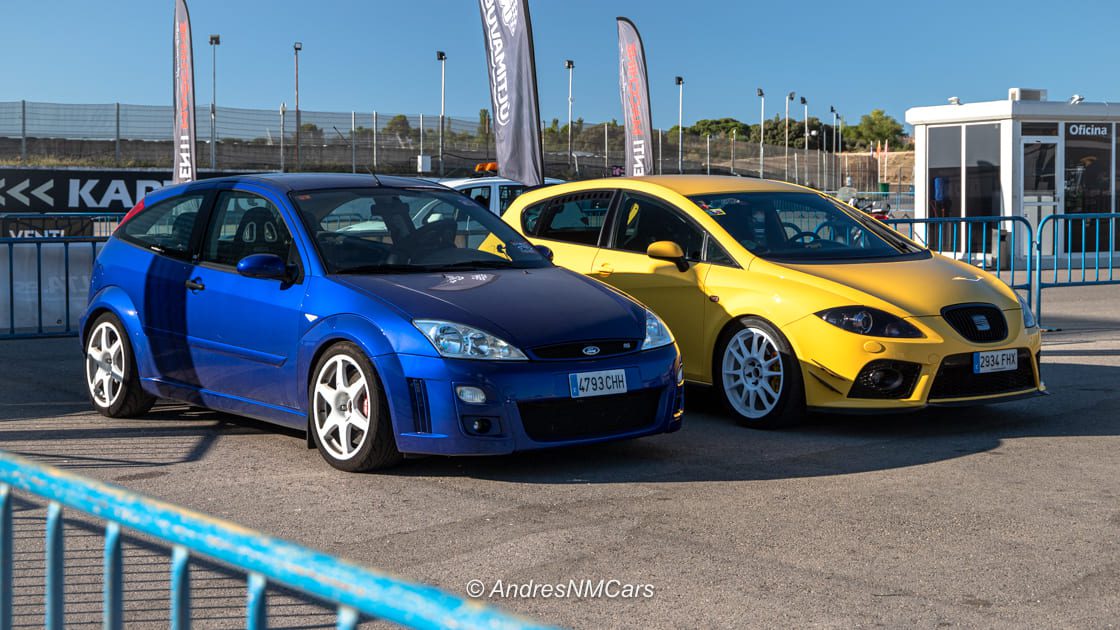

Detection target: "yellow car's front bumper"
[785, 311, 1044, 413]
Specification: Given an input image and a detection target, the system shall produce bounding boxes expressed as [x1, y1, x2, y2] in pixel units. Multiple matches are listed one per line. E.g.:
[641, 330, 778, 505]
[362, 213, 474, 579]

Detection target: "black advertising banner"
[0, 168, 236, 213]
[617, 17, 653, 177]
[172, 0, 197, 184]
[478, 0, 543, 187]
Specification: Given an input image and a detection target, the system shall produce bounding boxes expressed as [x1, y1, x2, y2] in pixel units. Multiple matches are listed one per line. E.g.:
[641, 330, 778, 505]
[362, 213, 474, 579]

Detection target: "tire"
[308, 342, 402, 472]
[714, 317, 805, 429]
[84, 312, 156, 418]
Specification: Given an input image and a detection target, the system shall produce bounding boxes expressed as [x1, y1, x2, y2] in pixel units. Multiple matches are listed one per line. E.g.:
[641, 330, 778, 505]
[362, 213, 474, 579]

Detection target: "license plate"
[973, 349, 1018, 374]
[569, 369, 627, 398]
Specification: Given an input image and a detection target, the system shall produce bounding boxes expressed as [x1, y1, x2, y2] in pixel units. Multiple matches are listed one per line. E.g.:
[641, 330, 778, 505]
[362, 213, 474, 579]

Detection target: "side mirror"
[647, 240, 689, 272]
[237, 253, 288, 280]
[533, 244, 554, 262]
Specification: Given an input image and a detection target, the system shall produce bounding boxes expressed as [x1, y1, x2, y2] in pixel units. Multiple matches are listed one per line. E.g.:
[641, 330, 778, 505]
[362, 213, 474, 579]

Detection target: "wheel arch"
[297, 314, 402, 445]
[81, 287, 154, 377]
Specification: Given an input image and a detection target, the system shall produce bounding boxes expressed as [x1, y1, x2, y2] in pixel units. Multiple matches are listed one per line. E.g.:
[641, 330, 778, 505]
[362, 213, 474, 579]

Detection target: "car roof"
[601, 175, 807, 196]
[441, 176, 565, 187]
[193, 172, 450, 193]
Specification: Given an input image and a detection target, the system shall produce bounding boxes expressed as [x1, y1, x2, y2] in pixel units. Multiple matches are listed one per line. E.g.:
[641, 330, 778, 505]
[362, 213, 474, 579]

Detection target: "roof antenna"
[364, 167, 382, 186]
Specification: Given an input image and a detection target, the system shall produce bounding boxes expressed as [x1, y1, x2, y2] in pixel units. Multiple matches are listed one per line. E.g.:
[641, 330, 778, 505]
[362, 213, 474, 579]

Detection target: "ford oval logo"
[582, 345, 601, 356]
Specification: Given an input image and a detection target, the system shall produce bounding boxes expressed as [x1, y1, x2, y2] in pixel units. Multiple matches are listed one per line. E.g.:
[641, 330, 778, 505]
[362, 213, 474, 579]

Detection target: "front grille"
[848, 359, 922, 399]
[929, 349, 1035, 399]
[518, 389, 662, 442]
[941, 304, 1008, 343]
[531, 339, 642, 360]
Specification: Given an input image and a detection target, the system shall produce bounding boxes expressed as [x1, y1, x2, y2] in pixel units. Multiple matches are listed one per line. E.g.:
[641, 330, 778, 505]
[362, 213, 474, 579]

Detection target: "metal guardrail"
[0, 450, 552, 630]
[883, 215, 1035, 305]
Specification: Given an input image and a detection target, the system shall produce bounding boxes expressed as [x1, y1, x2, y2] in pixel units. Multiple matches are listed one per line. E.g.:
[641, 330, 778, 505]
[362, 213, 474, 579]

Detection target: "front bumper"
[371, 343, 683, 456]
[786, 311, 1044, 413]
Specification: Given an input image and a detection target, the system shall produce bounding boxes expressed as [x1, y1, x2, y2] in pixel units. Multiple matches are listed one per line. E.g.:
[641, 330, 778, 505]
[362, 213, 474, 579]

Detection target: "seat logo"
[582, 346, 601, 356]
[971, 314, 991, 331]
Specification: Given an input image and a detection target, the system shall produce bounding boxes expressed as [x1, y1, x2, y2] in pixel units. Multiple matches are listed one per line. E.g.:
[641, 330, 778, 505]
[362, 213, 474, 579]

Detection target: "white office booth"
[907, 88, 1119, 261]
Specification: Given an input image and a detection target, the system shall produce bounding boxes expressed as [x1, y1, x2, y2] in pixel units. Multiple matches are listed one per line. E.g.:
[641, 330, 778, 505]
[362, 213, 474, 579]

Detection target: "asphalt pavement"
[1, 283, 1118, 628]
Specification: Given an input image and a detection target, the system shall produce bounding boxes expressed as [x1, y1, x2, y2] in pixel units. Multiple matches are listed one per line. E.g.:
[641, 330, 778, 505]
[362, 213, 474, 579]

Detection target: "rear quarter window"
[530, 191, 613, 246]
[119, 194, 206, 258]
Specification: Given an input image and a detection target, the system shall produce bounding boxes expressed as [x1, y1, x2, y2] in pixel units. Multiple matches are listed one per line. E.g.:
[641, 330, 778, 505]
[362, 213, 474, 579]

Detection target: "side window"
[498, 185, 526, 213]
[534, 191, 612, 245]
[120, 194, 206, 258]
[202, 191, 294, 268]
[462, 186, 492, 211]
[611, 194, 704, 260]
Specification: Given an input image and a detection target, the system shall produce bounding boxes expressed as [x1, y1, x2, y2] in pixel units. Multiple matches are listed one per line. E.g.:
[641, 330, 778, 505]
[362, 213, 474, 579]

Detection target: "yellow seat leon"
[502, 175, 1044, 428]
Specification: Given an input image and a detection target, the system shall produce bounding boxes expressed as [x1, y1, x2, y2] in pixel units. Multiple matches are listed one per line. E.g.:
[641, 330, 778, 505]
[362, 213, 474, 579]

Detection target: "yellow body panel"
[503, 176, 1044, 410]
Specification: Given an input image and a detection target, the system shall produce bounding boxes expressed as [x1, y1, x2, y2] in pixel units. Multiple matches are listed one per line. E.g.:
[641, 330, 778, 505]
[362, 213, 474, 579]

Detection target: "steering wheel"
[789, 231, 821, 244]
[397, 219, 458, 257]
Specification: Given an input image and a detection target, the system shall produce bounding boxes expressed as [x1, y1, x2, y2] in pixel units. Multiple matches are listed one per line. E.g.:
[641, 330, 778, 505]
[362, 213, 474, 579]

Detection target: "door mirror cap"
[236, 253, 288, 280]
[533, 244, 554, 262]
[647, 240, 689, 272]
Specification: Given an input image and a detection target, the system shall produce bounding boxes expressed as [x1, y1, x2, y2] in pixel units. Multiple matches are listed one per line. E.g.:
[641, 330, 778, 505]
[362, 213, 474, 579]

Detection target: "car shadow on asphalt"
[3, 362, 1117, 484]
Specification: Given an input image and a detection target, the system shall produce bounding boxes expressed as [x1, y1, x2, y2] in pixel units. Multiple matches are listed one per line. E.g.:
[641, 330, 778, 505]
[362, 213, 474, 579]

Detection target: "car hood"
[769, 253, 1020, 317]
[334, 267, 646, 349]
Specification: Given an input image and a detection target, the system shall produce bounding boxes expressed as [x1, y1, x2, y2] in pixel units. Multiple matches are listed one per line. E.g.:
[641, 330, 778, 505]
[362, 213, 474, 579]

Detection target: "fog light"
[455, 386, 487, 404]
[867, 368, 904, 391]
[470, 417, 492, 434]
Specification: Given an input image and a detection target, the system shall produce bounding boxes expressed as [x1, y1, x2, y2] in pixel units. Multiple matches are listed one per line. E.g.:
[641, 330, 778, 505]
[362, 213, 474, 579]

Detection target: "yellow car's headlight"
[817, 306, 924, 338]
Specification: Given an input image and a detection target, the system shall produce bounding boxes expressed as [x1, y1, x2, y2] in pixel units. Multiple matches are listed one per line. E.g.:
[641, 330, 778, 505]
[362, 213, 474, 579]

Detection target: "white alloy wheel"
[312, 354, 372, 461]
[721, 326, 785, 419]
[86, 321, 126, 408]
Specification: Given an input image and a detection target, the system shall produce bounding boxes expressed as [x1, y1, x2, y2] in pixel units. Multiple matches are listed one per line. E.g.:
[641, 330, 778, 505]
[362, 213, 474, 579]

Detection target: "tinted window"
[612, 193, 704, 260]
[689, 192, 924, 261]
[120, 194, 206, 258]
[289, 187, 549, 273]
[202, 191, 294, 267]
[534, 191, 612, 245]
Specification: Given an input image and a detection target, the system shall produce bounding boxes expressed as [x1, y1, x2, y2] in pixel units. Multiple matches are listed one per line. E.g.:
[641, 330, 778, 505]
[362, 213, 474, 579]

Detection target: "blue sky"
[4, 0, 1120, 130]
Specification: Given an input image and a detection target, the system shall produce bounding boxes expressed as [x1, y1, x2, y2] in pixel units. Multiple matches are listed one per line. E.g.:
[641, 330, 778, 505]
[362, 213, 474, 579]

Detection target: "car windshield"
[290, 187, 551, 273]
[687, 191, 925, 262]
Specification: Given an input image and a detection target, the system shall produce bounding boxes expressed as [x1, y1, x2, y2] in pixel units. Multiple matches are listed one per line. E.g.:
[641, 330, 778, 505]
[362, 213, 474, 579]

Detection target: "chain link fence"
[0, 100, 888, 189]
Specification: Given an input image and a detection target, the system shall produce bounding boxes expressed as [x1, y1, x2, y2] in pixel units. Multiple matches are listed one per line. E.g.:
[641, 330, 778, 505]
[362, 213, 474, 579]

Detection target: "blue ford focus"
[82, 174, 683, 471]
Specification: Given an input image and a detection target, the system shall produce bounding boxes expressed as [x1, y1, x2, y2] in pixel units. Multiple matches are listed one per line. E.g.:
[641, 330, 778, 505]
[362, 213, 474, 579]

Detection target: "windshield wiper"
[418, 260, 518, 270]
[333, 263, 431, 274]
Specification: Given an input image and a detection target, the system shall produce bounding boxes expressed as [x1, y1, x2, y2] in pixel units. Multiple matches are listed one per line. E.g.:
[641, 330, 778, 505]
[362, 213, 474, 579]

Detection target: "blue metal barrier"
[883, 216, 1034, 305]
[0, 451, 554, 630]
[1035, 212, 1120, 325]
[1, 235, 107, 339]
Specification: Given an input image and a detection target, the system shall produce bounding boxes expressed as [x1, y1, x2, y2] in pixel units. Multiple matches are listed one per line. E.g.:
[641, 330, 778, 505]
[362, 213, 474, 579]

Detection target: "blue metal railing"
[1035, 212, 1120, 325]
[0, 451, 554, 630]
[1, 235, 106, 339]
[883, 215, 1035, 305]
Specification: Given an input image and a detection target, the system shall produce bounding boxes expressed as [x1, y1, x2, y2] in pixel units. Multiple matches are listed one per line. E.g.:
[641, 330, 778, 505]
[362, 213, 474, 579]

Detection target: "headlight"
[641, 309, 674, 350]
[1016, 293, 1037, 329]
[413, 320, 527, 360]
[816, 306, 923, 338]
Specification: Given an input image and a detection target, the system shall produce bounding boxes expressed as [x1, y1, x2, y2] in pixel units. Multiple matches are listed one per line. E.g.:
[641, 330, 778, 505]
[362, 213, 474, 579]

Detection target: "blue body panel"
[81, 174, 682, 456]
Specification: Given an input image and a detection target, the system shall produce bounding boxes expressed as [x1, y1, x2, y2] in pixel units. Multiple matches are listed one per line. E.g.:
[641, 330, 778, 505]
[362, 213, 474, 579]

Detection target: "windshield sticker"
[706, 207, 726, 216]
[430, 273, 497, 291]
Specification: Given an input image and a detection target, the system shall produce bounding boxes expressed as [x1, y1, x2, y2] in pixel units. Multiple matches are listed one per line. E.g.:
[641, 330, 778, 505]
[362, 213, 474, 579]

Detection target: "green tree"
[850, 109, 904, 149]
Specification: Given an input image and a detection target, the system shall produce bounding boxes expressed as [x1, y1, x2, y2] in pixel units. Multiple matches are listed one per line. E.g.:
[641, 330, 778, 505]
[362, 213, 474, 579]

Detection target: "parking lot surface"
[2, 284, 1119, 628]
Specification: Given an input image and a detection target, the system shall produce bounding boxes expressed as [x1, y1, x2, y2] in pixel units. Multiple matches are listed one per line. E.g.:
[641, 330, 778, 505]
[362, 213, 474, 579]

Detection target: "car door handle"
[595, 263, 614, 277]
[185, 278, 205, 292]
